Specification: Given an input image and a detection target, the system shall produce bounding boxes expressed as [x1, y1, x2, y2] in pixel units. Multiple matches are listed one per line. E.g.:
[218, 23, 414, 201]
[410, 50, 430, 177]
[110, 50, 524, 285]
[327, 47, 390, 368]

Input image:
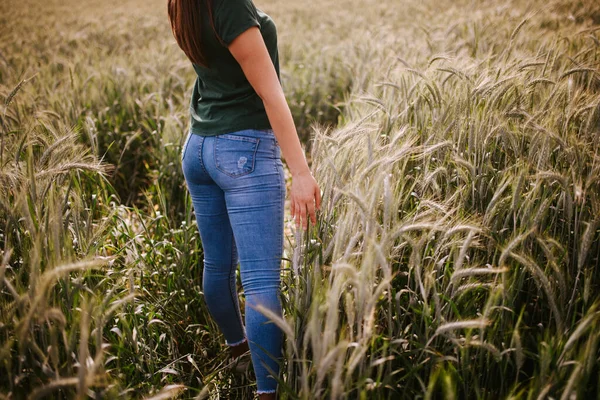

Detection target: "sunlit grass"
[1, 0, 599, 398]
[277, 3, 600, 397]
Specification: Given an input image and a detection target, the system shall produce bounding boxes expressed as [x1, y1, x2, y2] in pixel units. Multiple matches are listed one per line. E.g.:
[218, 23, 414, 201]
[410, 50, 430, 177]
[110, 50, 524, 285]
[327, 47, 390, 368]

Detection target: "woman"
[168, 0, 321, 398]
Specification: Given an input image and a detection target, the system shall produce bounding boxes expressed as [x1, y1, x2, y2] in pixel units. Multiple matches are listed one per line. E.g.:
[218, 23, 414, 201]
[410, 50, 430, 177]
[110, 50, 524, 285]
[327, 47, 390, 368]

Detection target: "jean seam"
[229, 231, 245, 341]
[220, 133, 260, 144]
[275, 154, 284, 272]
[197, 136, 208, 175]
[181, 131, 192, 162]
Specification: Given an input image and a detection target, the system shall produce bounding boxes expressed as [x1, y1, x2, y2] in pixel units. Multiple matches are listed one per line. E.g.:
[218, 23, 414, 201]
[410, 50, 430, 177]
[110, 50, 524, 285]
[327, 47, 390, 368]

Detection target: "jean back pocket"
[214, 134, 259, 177]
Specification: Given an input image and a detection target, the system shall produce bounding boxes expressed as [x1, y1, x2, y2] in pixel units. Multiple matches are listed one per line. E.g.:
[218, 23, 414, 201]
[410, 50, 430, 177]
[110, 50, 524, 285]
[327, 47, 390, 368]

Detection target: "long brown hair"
[167, 0, 216, 67]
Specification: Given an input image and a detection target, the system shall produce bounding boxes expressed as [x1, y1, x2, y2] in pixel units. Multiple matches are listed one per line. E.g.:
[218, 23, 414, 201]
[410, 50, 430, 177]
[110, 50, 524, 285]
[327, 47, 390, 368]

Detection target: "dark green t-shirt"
[189, 0, 279, 136]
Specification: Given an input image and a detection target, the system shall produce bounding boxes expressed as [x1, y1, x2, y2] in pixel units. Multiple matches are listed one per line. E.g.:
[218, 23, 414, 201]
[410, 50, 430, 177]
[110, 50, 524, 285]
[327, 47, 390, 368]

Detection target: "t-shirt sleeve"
[214, 0, 261, 46]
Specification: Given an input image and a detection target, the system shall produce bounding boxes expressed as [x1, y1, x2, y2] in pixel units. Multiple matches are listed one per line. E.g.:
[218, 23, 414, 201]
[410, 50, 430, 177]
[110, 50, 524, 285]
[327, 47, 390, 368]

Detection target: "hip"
[181, 128, 285, 190]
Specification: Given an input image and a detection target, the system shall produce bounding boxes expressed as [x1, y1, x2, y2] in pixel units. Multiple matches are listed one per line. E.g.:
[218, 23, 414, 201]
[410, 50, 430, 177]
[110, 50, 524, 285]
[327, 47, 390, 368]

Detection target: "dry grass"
[1, 0, 599, 398]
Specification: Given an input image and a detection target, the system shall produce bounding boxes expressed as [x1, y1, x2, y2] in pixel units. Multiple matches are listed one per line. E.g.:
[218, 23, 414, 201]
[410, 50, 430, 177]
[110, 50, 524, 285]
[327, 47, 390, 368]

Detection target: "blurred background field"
[1, 0, 599, 398]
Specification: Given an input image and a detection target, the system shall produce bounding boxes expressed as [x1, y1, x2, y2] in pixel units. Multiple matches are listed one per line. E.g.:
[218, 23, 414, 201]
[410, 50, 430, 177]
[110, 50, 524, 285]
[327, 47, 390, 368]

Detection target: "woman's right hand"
[290, 170, 321, 230]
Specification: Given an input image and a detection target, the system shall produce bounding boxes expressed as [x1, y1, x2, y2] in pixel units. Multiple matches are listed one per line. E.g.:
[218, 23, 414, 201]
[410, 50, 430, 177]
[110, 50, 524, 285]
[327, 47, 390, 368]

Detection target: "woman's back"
[190, 0, 279, 136]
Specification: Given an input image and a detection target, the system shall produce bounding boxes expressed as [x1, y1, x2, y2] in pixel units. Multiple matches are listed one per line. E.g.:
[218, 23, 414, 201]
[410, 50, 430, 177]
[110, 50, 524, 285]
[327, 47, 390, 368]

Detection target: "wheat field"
[1, 0, 599, 398]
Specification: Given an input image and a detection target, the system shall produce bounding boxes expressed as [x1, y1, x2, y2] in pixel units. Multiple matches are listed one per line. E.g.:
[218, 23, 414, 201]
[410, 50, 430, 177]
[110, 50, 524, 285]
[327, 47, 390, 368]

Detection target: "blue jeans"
[181, 128, 285, 394]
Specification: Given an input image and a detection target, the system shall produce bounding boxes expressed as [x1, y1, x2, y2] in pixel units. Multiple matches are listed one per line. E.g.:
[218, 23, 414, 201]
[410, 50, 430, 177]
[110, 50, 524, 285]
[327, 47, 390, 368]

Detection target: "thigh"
[189, 182, 237, 267]
[225, 165, 285, 268]
[182, 133, 236, 266]
[206, 131, 286, 287]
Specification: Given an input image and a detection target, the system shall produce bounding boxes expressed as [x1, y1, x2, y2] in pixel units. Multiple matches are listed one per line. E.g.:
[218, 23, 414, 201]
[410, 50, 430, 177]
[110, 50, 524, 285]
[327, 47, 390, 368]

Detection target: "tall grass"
[0, 79, 129, 397]
[275, 1, 600, 398]
[1, 0, 599, 398]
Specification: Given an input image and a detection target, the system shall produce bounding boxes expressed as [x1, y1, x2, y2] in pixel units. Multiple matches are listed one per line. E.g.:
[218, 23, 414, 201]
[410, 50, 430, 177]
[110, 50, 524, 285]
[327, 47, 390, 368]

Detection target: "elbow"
[255, 87, 283, 108]
[254, 88, 267, 103]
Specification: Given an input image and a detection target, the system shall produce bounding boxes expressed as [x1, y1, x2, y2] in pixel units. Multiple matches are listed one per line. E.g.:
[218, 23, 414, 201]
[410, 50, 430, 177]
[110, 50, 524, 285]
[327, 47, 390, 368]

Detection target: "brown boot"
[229, 340, 249, 358]
[258, 393, 276, 400]
[227, 340, 252, 375]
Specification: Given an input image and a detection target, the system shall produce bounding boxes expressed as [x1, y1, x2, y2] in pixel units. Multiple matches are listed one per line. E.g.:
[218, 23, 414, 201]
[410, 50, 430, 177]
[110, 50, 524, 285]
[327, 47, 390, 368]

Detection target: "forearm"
[226, 27, 310, 177]
[262, 90, 310, 177]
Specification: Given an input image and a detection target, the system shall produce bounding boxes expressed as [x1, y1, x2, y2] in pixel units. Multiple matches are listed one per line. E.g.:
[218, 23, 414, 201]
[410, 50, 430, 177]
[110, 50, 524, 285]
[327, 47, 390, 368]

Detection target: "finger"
[307, 201, 316, 225]
[294, 203, 301, 227]
[300, 203, 308, 229]
[315, 187, 322, 210]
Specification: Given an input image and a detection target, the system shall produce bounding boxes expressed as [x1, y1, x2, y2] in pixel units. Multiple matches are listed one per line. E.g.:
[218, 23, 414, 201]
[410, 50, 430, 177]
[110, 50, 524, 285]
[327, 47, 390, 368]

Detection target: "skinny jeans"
[181, 128, 285, 394]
